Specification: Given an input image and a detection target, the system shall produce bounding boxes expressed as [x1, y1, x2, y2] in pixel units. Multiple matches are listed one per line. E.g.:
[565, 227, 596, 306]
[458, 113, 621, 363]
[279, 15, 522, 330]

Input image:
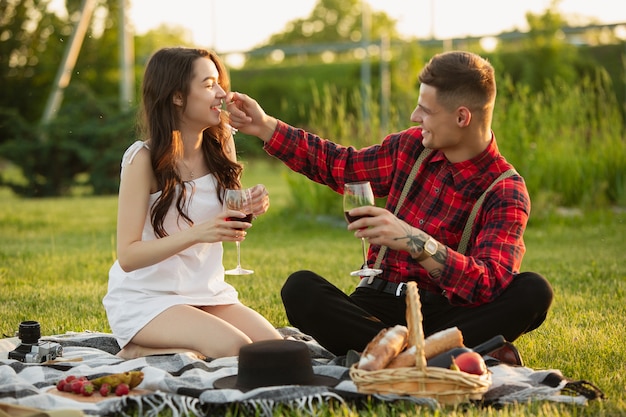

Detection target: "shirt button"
[435, 188, 440, 193]
[419, 219, 425, 225]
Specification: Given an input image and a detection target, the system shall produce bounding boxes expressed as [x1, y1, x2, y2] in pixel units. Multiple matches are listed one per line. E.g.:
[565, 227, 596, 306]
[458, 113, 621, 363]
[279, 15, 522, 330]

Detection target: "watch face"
[425, 238, 437, 255]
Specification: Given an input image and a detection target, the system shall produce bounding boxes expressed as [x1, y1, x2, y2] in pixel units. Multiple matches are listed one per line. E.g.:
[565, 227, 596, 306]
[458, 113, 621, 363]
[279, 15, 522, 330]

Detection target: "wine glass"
[224, 188, 254, 275]
[343, 181, 382, 277]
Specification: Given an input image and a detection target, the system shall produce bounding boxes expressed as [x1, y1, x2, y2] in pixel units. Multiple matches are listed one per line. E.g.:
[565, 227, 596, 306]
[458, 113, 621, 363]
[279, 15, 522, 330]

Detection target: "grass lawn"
[0, 158, 625, 416]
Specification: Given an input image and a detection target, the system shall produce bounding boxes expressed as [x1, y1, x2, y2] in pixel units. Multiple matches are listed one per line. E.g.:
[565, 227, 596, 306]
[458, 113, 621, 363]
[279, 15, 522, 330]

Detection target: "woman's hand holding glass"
[246, 184, 270, 217]
[224, 188, 255, 275]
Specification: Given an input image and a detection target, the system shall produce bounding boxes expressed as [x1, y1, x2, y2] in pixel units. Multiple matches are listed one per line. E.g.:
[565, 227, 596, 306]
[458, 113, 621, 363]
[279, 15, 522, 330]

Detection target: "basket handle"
[405, 281, 427, 371]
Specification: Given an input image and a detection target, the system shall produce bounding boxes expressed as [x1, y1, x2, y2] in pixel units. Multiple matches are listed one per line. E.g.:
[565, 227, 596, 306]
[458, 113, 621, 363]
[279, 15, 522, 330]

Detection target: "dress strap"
[120, 141, 149, 176]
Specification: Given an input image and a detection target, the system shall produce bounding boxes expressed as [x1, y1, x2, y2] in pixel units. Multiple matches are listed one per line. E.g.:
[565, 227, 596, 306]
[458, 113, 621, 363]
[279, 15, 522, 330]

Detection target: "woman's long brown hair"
[140, 47, 242, 238]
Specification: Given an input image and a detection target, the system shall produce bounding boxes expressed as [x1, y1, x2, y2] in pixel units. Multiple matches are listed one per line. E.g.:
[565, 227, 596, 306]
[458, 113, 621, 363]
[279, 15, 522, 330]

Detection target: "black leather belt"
[357, 277, 407, 297]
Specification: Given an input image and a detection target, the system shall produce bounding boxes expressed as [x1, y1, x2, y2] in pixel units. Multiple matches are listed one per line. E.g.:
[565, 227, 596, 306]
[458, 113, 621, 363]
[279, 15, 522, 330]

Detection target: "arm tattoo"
[394, 223, 449, 264]
[394, 224, 426, 256]
[428, 268, 443, 279]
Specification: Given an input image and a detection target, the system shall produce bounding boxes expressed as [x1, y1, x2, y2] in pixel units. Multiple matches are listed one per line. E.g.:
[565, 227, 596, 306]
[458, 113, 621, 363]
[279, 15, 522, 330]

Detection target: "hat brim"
[213, 373, 340, 392]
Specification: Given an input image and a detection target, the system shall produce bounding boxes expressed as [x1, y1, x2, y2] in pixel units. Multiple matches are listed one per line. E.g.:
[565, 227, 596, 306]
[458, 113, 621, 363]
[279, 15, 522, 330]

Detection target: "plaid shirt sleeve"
[265, 120, 530, 307]
[263, 120, 401, 194]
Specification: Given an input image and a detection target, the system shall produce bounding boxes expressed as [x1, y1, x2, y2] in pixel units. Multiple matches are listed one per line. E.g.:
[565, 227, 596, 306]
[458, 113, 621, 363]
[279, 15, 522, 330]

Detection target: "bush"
[494, 71, 626, 212]
[0, 86, 136, 197]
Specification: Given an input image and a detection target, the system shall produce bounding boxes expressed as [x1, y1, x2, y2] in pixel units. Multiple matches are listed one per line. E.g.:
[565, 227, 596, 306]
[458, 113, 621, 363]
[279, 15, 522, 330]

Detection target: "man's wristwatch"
[417, 237, 438, 262]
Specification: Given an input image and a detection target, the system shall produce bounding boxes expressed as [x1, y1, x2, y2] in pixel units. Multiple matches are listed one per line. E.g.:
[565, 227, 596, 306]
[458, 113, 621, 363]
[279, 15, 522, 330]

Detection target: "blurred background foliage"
[0, 0, 624, 218]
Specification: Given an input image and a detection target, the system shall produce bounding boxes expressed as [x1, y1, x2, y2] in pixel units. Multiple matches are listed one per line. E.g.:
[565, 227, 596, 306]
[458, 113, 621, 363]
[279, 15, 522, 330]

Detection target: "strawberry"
[64, 375, 77, 383]
[71, 380, 84, 394]
[99, 383, 111, 397]
[81, 382, 95, 397]
[115, 383, 130, 396]
[63, 380, 75, 392]
[56, 380, 66, 391]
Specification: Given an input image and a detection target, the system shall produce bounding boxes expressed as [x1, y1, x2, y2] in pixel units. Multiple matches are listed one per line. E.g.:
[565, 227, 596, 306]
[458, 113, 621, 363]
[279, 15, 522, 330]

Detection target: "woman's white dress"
[103, 141, 239, 349]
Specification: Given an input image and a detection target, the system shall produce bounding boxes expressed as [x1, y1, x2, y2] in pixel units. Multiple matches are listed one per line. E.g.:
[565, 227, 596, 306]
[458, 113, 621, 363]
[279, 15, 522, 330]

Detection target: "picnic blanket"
[0, 328, 603, 416]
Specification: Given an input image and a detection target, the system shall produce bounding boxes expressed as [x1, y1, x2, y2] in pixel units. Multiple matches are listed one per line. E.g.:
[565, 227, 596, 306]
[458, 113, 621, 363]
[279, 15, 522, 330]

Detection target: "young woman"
[103, 47, 281, 360]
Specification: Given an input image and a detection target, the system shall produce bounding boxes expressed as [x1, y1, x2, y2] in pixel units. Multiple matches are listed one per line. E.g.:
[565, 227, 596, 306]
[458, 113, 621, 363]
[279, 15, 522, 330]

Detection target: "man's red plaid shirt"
[264, 121, 530, 307]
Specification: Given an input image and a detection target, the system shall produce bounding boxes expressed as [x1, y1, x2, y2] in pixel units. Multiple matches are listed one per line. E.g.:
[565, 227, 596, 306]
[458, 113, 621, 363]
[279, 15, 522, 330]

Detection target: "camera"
[8, 321, 63, 363]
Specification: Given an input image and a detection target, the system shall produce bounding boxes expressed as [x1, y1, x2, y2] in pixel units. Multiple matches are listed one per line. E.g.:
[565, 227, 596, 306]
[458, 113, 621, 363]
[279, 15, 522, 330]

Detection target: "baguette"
[386, 326, 464, 368]
[423, 326, 464, 359]
[386, 345, 417, 368]
[357, 325, 408, 371]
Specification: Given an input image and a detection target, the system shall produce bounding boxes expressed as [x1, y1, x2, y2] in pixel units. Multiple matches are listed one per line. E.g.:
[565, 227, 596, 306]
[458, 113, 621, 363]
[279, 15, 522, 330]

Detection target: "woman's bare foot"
[117, 343, 206, 360]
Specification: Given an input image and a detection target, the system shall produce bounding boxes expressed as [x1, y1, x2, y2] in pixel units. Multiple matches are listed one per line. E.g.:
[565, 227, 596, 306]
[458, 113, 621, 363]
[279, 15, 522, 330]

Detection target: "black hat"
[213, 339, 339, 391]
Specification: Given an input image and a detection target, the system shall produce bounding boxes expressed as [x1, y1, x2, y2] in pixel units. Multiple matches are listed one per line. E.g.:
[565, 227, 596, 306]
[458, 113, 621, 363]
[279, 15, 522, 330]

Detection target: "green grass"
[1, 159, 625, 416]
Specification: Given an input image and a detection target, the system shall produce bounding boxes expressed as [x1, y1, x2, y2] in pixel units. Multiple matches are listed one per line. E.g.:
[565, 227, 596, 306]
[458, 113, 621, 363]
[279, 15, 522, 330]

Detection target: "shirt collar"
[427, 131, 501, 188]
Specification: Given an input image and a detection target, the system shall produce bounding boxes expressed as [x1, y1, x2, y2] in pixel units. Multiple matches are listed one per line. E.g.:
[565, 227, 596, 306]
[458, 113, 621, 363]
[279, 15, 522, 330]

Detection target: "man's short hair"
[418, 51, 496, 114]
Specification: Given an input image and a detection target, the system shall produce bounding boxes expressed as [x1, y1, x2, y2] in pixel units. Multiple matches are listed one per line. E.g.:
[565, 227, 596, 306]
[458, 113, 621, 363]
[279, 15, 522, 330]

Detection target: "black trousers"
[281, 270, 553, 356]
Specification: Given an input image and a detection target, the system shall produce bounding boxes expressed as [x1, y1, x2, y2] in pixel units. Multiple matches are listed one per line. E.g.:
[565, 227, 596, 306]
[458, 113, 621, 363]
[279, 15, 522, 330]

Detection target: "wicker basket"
[349, 281, 492, 405]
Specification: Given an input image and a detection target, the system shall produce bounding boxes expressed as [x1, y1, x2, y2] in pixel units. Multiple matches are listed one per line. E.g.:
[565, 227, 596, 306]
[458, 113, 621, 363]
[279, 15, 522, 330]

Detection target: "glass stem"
[361, 237, 368, 268]
[236, 241, 242, 268]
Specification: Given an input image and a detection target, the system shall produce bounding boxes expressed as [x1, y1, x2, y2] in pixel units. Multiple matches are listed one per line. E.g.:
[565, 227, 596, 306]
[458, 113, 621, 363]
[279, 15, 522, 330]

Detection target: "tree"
[494, 2, 606, 95]
[520, 4, 578, 89]
[230, 0, 421, 144]
[0, 0, 198, 197]
[245, 0, 402, 68]
[266, 0, 398, 46]
[0, 0, 69, 136]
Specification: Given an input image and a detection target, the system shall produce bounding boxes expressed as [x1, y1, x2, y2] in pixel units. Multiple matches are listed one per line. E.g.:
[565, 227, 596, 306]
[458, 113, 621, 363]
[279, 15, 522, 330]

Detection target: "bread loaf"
[386, 326, 464, 368]
[423, 326, 464, 359]
[357, 325, 409, 371]
[386, 345, 417, 368]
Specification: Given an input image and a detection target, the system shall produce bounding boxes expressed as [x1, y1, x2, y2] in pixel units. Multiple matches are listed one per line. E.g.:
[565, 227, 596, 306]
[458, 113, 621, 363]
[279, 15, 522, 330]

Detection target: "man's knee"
[505, 272, 553, 335]
[281, 270, 320, 308]
[515, 272, 553, 312]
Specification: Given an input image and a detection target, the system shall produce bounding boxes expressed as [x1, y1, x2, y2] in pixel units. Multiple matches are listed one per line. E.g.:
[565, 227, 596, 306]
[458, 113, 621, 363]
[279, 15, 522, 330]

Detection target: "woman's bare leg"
[117, 304, 259, 360]
[201, 304, 282, 341]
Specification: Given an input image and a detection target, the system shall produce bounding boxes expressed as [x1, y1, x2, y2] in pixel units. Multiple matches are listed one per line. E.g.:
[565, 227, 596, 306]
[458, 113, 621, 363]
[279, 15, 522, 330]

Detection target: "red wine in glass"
[344, 212, 366, 224]
[227, 214, 254, 230]
[224, 188, 254, 275]
[344, 212, 373, 233]
[343, 182, 382, 277]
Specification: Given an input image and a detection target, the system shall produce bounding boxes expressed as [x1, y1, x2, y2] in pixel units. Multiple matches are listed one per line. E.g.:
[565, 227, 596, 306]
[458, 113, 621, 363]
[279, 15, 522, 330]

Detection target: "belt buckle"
[395, 282, 406, 297]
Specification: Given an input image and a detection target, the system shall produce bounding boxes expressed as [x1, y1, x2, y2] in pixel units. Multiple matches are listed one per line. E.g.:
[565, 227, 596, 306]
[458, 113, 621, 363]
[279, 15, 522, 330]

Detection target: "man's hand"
[346, 206, 428, 256]
[226, 92, 277, 142]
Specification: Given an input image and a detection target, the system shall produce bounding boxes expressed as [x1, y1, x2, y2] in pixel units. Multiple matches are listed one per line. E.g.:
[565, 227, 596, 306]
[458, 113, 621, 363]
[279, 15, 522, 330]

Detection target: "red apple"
[451, 351, 487, 375]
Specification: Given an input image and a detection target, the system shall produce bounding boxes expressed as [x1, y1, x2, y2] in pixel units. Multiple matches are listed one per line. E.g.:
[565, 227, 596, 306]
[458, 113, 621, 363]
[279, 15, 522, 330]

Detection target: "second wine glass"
[224, 188, 254, 275]
[343, 181, 382, 277]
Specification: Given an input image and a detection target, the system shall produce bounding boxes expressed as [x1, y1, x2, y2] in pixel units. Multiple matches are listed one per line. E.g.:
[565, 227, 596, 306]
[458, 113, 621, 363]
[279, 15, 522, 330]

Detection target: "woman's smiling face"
[179, 57, 227, 130]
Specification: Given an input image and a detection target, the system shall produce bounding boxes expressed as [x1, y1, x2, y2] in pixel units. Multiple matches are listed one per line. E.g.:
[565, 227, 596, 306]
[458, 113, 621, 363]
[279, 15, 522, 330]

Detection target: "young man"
[227, 51, 553, 358]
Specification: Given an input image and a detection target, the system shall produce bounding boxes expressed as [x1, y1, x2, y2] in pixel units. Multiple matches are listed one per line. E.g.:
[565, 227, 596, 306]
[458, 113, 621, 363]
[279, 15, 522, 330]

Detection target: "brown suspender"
[372, 147, 518, 270]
